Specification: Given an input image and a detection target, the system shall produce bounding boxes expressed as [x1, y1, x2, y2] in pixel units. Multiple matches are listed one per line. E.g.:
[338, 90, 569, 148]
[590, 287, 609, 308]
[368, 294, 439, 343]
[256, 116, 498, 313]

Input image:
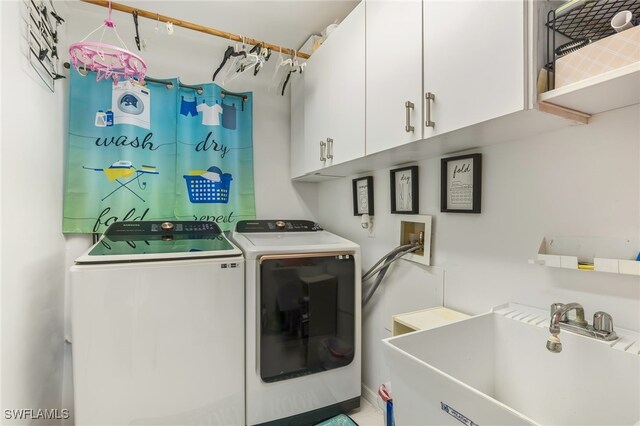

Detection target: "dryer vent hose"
[362, 243, 422, 306]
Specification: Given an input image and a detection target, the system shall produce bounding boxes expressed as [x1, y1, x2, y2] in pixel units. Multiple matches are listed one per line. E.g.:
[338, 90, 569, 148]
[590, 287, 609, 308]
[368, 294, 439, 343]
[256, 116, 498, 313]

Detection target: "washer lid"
[75, 221, 242, 263]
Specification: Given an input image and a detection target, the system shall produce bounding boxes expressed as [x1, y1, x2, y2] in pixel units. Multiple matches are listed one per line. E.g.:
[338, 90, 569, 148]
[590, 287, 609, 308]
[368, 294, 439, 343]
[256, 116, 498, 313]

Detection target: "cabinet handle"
[320, 141, 326, 162]
[326, 138, 334, 160]
[425, 92, 435, 128]
[405, 101, 415, 133]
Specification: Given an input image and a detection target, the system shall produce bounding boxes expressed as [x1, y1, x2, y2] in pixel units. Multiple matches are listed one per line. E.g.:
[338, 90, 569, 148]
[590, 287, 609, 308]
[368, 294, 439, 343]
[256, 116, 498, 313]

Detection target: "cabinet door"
[290, 71, 306, 179]
[423, 0, 525, 137]
[366, 0, 423, 155]
[325, 1, 365, 167]
[303, 42, 333, 173]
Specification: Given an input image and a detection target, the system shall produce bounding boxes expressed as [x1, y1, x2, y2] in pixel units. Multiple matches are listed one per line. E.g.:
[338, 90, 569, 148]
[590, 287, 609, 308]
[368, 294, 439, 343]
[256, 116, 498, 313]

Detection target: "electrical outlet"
[397, 215, 432, 266]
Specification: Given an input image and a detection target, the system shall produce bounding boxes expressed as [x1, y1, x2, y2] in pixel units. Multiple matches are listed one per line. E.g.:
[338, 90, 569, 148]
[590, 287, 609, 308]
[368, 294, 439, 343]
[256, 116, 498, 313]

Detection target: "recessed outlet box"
[398, 215, 432, 266]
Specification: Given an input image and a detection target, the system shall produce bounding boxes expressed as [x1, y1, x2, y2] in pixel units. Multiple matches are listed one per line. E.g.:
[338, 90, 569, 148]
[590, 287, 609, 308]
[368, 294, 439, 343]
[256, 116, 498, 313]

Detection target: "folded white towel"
[201, 171, 221, 182]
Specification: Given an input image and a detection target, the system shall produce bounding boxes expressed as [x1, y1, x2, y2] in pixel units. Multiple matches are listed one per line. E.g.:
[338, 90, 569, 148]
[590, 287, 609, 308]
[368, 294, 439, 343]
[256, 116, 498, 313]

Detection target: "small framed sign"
[441, 153, 482, 213]
[390, 166, 418, 214]
[352, 176, 374, 216]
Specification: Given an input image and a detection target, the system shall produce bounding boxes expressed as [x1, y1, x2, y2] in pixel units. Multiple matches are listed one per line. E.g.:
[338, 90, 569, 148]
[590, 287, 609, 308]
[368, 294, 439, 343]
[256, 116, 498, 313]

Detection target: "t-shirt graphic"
[111, 81, 151, 129]
[197, 102, 223, 126]
[221, 103, 237, 130]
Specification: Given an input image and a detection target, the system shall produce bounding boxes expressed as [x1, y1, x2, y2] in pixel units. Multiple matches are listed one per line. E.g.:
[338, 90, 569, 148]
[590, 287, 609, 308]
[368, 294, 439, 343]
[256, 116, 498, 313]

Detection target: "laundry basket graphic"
[183, 166, 233, 204]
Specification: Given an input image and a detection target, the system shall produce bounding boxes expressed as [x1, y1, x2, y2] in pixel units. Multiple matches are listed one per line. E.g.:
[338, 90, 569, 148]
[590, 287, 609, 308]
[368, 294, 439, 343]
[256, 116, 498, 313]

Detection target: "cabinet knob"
[425, 92, 435, 128]
[405, 101, 415, 133]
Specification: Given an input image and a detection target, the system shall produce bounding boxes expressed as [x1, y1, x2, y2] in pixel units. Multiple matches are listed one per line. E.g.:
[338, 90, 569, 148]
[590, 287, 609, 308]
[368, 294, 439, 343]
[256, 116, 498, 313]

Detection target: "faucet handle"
[593, 311, 614, 334]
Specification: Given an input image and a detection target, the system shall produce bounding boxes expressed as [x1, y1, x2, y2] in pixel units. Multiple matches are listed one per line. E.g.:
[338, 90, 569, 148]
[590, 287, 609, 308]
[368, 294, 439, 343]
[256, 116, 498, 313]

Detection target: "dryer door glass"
[259, 253, 355, 383]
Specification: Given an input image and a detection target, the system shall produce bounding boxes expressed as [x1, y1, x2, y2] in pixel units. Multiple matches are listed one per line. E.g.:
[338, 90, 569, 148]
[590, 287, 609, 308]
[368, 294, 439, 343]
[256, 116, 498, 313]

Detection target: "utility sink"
[383, 303, 640, 425]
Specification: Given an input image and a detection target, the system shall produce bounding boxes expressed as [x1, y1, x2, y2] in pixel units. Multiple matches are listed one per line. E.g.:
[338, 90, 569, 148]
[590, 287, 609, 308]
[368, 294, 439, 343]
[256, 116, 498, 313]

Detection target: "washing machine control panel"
[235, 220, 322, 233]
[104, 221, 222, 240]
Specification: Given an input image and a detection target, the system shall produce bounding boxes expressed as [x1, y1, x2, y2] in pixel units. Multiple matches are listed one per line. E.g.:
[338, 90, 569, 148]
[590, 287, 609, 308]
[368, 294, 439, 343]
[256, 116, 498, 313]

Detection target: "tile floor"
[348, 397, 385, 426]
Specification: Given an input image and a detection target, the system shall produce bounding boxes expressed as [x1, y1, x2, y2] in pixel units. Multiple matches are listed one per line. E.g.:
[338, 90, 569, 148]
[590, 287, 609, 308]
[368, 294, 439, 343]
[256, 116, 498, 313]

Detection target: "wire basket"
[183, 174, 232, 203]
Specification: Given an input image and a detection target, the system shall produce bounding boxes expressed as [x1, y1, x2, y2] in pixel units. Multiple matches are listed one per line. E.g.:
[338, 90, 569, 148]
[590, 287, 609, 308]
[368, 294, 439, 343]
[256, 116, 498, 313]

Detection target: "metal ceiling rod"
[80, 0, 311, 59]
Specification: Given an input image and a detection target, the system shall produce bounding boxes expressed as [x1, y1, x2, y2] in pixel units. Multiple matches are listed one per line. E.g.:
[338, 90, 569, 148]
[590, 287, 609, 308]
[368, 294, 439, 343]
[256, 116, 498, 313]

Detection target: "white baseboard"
[361, 384, 384, 413]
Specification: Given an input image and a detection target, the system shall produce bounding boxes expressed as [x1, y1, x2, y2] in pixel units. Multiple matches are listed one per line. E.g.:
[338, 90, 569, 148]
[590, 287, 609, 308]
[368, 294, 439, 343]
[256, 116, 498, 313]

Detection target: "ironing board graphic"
[83, 161, 159, 202]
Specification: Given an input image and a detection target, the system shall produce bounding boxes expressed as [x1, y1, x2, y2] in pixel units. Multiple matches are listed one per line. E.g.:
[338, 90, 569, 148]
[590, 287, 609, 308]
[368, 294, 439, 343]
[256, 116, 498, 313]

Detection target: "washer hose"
[362, 243, 422, 306]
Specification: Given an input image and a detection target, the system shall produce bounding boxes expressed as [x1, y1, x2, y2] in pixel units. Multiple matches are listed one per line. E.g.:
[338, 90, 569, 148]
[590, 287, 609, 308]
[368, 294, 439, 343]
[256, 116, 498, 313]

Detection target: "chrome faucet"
[546, 302, 618, 353]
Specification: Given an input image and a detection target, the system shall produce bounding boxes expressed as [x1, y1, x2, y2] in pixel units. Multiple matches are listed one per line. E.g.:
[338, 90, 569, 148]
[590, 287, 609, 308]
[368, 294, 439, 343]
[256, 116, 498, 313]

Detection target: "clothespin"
[38, 47, 49, 61]
[50, 10, 65, 25]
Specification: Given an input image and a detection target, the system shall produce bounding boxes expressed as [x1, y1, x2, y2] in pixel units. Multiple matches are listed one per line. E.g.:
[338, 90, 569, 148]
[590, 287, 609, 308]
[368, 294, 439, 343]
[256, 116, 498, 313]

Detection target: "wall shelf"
[530, 236, 640, 276]
[539, 62, 640, 115]
[541, 0, 640, 117]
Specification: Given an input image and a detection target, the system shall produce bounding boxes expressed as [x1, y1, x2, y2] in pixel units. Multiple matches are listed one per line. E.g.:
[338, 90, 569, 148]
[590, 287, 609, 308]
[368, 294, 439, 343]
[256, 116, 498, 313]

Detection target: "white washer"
[70, 221, 245, 425]
[231, 220, 361, 425]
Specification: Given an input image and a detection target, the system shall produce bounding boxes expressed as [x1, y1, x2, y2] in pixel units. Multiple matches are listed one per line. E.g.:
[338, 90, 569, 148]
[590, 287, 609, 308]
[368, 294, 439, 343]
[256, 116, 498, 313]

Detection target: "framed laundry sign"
[390, 166, 418, 214]
[352, 176, 374, 216]
[441, 154, 482, 213]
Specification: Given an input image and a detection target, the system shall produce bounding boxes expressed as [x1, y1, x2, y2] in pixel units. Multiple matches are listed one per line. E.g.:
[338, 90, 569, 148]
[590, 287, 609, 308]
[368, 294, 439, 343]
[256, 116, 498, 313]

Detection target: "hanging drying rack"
[78, 0, 311, 60]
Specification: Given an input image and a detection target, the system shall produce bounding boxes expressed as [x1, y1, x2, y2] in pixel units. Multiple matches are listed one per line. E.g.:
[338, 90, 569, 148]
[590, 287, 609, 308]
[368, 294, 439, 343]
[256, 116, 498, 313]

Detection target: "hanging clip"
[104, 0, 115, 27]
[50, 10, 65, 25]
[132, 11, 141, 51]
[38, 47, 49, 61]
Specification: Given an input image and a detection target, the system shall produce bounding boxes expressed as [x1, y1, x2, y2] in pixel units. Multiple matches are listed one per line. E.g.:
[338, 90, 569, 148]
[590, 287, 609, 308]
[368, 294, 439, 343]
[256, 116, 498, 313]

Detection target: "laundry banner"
[64, 69, 178, 233]
[173, 83, 255, 230]
[63, 69, 256, 233]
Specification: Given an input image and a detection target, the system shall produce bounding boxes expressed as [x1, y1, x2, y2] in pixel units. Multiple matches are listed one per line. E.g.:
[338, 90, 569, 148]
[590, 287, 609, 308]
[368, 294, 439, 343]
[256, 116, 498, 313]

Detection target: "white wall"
[1, 1, 68, 424]
[315, 105, 640, 396]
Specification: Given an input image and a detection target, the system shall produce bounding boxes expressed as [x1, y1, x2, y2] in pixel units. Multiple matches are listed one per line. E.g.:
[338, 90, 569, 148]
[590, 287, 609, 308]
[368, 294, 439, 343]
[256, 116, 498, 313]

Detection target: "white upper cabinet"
[365, 0, 526, 153]
[326, 2, 365, 168]
[291, 0, 538, 180]
[291, 1, 365, 178]
[303, 37, 332, 173]
[423, 0, 525, 137]
[290, 70, 307, 179]
[366, 0, 423, 155]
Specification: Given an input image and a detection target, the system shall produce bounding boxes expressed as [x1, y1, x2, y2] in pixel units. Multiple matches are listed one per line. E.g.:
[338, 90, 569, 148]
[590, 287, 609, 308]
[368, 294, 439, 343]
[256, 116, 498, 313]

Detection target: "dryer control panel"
[235, 220, 322, 233]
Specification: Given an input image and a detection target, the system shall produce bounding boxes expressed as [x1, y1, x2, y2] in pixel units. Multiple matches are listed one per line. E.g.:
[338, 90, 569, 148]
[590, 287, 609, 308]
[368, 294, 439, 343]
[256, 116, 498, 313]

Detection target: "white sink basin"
[383, 303, 640, 426]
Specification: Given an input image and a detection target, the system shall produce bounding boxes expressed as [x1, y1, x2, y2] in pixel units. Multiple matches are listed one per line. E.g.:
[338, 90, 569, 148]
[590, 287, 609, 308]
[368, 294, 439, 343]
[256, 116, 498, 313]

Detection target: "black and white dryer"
[231, 220, 361, 425]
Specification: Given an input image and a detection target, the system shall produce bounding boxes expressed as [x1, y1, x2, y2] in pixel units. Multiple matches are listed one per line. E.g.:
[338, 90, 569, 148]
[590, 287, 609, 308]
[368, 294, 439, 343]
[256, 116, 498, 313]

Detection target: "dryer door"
[258, 252, 355, 383]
